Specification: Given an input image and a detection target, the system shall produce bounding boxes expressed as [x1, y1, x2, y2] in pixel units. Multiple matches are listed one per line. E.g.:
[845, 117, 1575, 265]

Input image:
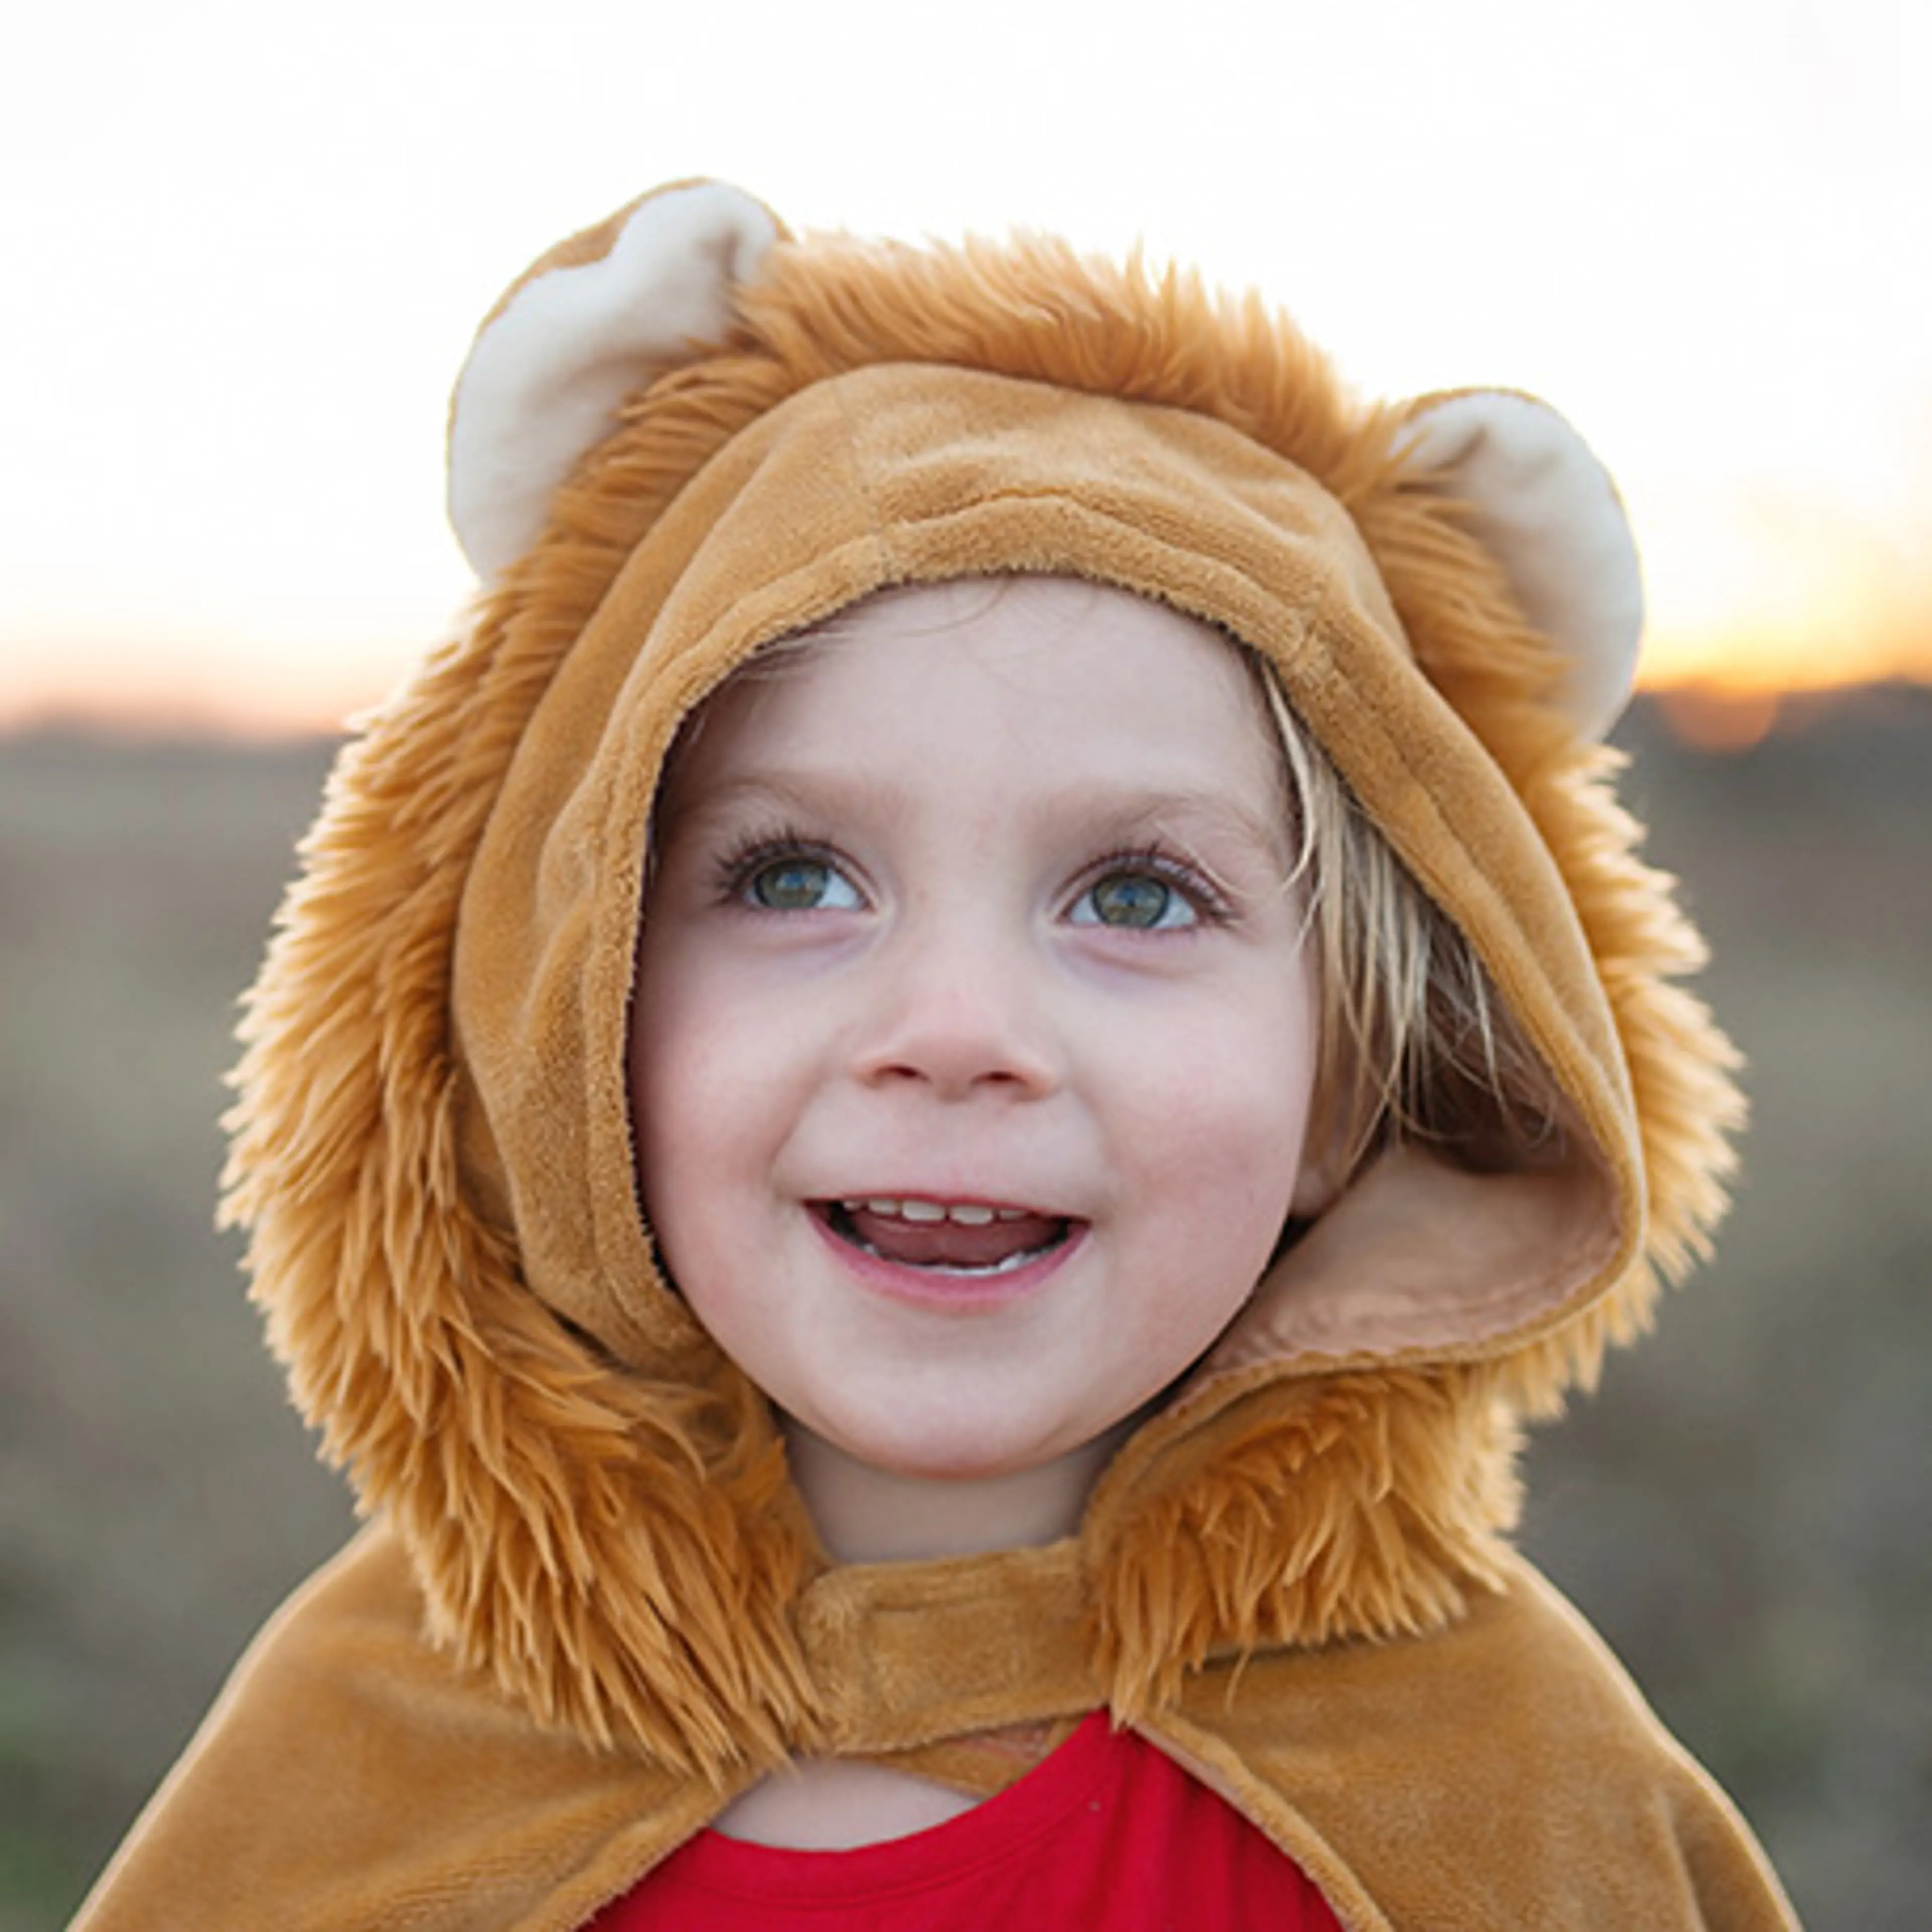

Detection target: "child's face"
[630, 578, 1321, 1500]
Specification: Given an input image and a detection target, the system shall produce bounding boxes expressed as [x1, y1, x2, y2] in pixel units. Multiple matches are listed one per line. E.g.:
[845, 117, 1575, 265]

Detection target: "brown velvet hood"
[75, 182, 1796, 1930]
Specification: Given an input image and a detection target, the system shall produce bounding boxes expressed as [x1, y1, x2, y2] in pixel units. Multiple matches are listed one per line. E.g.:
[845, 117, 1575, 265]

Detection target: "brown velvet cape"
[74, 190, 1797, 1929]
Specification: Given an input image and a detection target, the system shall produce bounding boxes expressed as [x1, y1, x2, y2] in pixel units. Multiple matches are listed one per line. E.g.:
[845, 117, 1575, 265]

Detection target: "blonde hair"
[1258, 669, 1567, 1187]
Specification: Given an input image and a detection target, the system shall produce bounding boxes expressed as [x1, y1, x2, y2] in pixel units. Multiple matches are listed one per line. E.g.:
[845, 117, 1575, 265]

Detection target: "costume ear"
[1401, 391, 1643, 741]
[447, 180, 781, 580]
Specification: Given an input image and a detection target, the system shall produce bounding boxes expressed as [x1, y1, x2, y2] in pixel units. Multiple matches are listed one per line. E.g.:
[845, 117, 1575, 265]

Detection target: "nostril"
[847, 959, 1064, 1098]
[858, 1054, 1055, 1098]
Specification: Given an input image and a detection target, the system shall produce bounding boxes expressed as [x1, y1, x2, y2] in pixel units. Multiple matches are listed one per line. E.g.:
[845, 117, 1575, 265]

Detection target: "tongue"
[843, 1206, 1066, 1270]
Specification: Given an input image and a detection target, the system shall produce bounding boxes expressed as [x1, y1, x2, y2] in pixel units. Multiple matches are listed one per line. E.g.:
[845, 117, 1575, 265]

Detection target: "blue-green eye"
[743, 855, 863, 912]
[1072, 870, 1198, 931]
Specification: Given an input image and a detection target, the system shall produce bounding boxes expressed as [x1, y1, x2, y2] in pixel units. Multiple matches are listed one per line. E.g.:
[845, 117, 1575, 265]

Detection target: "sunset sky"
[4, 1, 1928, 734]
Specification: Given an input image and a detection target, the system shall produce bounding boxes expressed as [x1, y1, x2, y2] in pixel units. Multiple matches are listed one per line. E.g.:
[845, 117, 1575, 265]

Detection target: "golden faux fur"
[216, 210, 1742, 1785]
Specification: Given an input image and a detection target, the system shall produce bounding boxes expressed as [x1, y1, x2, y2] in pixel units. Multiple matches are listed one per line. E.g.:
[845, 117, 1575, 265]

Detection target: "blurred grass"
[4, 692, 1929, 1928]
[0, 733, 354, 1930]
[1526, 685, 1932, 1930]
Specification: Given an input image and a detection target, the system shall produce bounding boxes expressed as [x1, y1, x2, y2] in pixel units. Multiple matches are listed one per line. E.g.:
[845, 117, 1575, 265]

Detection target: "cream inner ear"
[447, 181, 781, 580]
[1401, 389, 1643, 742]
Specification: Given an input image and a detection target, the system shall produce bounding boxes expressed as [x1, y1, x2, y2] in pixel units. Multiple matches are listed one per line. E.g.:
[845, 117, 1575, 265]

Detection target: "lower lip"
[809, 1211, 1085, 1312]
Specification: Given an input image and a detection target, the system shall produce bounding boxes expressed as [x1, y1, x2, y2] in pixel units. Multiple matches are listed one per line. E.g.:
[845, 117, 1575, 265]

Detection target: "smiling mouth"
[817, 1197, 1077, 1275]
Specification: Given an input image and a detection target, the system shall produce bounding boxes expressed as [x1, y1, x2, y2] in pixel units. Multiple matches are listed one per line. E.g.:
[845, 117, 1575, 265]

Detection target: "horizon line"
[5, 669, 1928, 758]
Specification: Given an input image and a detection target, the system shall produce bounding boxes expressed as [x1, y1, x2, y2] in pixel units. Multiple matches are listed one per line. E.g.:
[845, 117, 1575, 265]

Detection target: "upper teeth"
[845, 1197, 1029, 1226]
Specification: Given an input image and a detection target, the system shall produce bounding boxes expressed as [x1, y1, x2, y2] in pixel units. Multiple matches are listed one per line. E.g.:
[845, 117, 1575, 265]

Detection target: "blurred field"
[3, 692, 1929, 1928]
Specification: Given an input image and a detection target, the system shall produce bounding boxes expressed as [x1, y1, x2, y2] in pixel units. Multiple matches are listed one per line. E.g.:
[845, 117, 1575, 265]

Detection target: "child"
[74, 181, 1799, 1927]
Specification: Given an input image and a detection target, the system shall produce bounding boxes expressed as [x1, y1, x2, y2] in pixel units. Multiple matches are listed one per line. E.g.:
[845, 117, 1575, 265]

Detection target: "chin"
[821, 1397, 1124, 1489]
[841, 1423, 1056, 1484]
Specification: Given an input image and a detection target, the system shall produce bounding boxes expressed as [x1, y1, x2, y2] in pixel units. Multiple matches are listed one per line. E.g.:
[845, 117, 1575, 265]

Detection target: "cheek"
[628, 948, 739, 1239]
[1123, 987, 1319, 1235]
[626, 1007, 751, 1331]
[629, 949, 814, 1235]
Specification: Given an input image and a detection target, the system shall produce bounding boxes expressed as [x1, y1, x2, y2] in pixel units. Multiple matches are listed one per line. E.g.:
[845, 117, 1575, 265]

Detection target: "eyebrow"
[1055, 784, 1295, 870]
[664, 769, 1295, 871]
[656, 770, 897, 837]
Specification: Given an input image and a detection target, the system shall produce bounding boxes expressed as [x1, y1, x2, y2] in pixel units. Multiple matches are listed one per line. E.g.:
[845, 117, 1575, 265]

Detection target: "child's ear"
[1289, 1113, 1351, 1220]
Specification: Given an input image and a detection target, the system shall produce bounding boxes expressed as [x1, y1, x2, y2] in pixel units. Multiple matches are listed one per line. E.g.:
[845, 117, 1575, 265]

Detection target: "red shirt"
[589, 1713, 1344, 1928]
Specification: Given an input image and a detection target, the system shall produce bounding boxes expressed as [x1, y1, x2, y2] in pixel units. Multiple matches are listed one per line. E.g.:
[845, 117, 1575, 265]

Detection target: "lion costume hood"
[75, 182, 1795, 1929]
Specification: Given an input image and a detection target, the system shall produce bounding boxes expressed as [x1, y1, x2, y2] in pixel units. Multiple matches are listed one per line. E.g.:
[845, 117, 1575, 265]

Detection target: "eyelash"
[1074, 844, 1234, 929]
[707, 828, 1232, 927]
[710, 824, 860, 909]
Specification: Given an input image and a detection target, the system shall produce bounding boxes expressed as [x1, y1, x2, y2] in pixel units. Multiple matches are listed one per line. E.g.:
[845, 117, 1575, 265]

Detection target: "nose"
[849, 918, 1064, 1102]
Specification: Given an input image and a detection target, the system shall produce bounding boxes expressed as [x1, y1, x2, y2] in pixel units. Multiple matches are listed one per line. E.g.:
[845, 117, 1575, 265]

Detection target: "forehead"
[659, 576, 1287, 819]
